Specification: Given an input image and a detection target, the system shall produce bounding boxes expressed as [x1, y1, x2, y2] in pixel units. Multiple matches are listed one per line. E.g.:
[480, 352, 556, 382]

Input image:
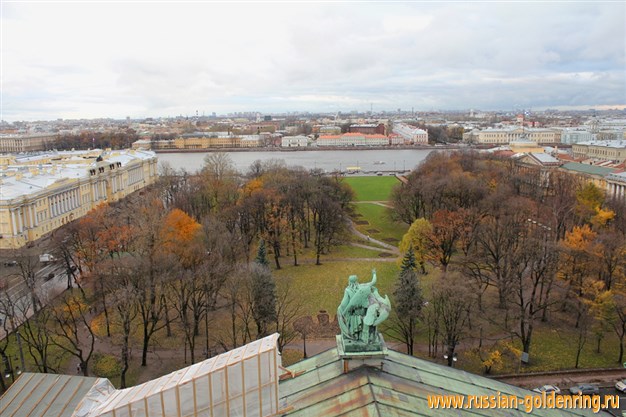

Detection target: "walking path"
[346, 218, 400, 255]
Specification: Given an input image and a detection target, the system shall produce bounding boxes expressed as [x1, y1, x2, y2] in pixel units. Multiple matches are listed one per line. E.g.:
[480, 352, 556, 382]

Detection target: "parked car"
[39, 254, 56, 263]
[3, 260, 18, 267]
[569, 384, 599, 395]
[532, 385, 561, 394]
[616, 379, 626, 393]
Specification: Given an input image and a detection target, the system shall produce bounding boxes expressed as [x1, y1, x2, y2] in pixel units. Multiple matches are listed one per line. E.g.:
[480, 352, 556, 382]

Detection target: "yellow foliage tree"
[591, 207, 615, 229]
[398, 218, 432, 274]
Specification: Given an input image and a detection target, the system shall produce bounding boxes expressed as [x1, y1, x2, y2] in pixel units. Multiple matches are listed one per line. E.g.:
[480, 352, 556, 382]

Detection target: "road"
[598, 388, 626, 416]
[0, 261, 71, 339]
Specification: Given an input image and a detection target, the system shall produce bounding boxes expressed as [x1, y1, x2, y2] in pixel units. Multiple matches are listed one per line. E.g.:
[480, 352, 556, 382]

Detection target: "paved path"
[347, 218, 400, 255]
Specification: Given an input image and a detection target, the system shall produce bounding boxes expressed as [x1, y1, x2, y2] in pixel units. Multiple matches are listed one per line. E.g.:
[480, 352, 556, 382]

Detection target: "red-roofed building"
[316, 133, 389, 147]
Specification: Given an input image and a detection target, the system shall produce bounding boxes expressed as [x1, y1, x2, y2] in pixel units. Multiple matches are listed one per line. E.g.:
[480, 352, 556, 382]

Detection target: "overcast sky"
[1, 1, 625, 121]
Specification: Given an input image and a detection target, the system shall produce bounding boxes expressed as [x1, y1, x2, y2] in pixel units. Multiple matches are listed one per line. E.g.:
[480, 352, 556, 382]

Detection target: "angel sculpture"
[337, 269, 391, 345]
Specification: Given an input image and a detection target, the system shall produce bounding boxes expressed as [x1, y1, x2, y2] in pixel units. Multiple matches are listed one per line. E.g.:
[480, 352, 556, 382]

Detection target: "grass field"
[342, 175, 400, 201]
[459, 322, 623, 375]
[274, 260, 400, 317]
[352, 203, 408, 244]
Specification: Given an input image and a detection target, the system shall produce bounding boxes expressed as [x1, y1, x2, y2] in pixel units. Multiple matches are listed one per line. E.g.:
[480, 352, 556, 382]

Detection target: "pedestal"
[336, 333, 388, 358]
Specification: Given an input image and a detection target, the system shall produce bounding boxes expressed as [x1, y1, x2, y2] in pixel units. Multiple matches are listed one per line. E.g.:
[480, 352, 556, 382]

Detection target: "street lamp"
[7, 316, 26, 373]
[443, 352, 458, 367]
[2, 354, 21, 383]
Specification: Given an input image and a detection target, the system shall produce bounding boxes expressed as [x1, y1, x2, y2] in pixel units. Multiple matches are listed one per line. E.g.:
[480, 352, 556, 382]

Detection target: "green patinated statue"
[337, 269, 391, 349]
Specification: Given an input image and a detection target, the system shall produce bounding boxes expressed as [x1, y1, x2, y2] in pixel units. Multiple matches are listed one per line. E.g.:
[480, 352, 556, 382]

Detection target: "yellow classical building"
[572, 140, 626, 162]
[0, 133, 59, 153]
[0, 149, 158, 249]
[464, 127, 560, 145]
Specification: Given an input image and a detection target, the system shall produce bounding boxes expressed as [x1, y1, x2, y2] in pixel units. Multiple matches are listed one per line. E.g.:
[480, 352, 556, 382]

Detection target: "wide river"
[156, 148, 435, 174]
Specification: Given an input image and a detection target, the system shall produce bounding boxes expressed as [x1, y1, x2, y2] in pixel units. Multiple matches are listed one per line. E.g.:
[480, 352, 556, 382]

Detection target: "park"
[1, 152, 625, 392]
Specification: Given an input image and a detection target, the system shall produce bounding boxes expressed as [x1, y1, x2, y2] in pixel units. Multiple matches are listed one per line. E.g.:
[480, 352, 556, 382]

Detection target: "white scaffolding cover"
[76, 333, 281, 417]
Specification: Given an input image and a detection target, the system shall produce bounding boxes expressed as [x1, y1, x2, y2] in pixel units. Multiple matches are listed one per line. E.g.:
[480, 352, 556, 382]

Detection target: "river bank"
[153, 144, 470, 153]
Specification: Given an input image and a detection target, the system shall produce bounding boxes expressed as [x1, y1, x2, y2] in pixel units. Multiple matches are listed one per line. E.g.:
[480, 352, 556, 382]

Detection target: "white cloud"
[1, 2, 624, 121]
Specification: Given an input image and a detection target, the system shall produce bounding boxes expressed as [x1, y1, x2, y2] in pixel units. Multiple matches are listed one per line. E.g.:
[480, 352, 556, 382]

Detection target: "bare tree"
[274, 278, 302, 352]
[508, 226, 558, 359]
[49, 293, 96, 376]
[432, 274, 472, 366]
[112, 272, 139, 388]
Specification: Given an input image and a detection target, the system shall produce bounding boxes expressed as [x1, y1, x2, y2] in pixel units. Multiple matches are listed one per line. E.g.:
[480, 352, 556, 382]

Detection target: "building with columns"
[0, 133, 59, 153]
[0, 149, 157, 249]
[572, 140, 626, 162]
[606, 171, 626, 201]
[463, 127, 560, 145]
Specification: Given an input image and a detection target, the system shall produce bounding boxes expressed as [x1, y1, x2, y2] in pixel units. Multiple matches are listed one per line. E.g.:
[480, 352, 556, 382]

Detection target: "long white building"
[392, 123, 428, 144]
[464, 127, 560, 145]
[0, 149, 158, 249]
[316, 133, 388, 147]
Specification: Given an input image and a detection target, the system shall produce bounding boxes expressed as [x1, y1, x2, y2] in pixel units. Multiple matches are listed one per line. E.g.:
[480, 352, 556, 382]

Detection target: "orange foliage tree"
[160, 208, 203, 268]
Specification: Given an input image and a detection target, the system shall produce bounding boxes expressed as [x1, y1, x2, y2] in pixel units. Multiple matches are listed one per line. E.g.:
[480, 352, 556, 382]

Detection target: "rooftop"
[530, 152, 561, 165]
[0, 149, 156, 201]
[0, 336, 614, 417]
[279, 346, 605, 416]
[561, 162, 617, 176]
[576, 140, 626, 148]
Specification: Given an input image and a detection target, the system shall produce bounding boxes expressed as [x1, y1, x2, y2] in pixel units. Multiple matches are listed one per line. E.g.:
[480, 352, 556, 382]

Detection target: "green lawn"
[352, 203, 408, 245]
[342, 176, 400, 201]
[460, 324, 622, 375]
[273, 260, 400, 317]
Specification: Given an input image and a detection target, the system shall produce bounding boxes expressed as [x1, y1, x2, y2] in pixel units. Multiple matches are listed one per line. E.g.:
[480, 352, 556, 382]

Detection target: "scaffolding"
[75, 333, 281, 417]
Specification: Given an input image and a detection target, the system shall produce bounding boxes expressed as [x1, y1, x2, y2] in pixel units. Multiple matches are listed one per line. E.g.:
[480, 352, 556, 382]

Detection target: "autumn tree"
[432, 273, 472, 366]
[594, 231, 625, 291]
[198, 217, 240, 355]
[161, 208, 205, 364]
[128, 195, 173, 367]
[543, 171, 579, 240]
[592, 287, 626, 363]
[390, 174, 429, 224]
[466, 206, 528, 309]
[73, 203, 120, 336]
[221, 269, 255, 349]
[274, 277, 303, 352]
[310, 177, 352, 265]
[52, 224, 84, 294]
[398, 218, 432, 274]
[199, 152, 240, 215]
[508, 225, 559, 358]
[6, 295, 55, 374]
[427, 209, 466, 271]
[49, 293, 97, 376]
[558, 225, 599, 327]
[10, 246, 42, 314]
[106, 257, 139, 388]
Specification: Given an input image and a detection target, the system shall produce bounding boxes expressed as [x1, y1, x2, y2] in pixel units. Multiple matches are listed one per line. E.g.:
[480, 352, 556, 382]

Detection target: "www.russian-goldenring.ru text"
[427, 392, 619, 413]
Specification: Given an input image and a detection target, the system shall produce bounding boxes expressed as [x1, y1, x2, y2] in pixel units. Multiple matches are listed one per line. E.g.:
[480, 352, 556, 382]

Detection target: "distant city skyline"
[1, 2, 625, 122]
